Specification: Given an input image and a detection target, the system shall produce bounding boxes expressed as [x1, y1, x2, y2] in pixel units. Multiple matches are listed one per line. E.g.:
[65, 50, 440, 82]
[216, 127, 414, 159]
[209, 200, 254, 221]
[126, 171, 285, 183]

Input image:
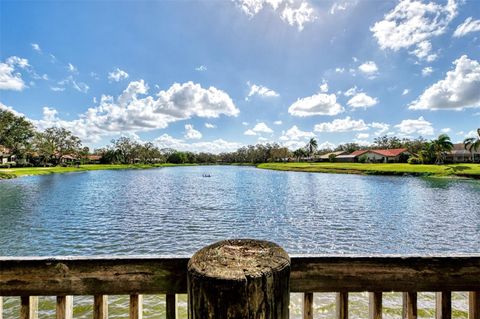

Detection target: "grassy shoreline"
[0, 163, 197, 179]
[257, 162, 480, 179]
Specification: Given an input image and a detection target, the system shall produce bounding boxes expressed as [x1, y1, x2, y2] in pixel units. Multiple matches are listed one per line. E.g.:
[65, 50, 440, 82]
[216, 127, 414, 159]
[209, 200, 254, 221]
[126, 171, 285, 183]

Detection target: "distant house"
[318, 151, 348, 162]
[0, 145, 15, 164]
[59, 154, 77, 164]
[446, 143, 480, 163]
[363, 148, 410, 163]
[336, 150, 369, 162]
[87, 155, 102, 164]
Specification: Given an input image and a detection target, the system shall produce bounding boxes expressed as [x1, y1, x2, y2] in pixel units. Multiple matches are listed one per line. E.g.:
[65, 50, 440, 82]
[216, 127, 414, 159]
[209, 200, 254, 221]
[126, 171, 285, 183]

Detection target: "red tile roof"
[370, 148, 408, 157]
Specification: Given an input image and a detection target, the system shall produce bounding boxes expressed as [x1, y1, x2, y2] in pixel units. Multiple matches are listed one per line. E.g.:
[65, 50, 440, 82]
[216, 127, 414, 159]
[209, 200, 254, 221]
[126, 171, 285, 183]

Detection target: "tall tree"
[0, 109, 36, 158]
[432, 134, 454, 164]
[306, 138, 318, 156]
[464, 129, 480, 162]
[34, 127, 82, 165]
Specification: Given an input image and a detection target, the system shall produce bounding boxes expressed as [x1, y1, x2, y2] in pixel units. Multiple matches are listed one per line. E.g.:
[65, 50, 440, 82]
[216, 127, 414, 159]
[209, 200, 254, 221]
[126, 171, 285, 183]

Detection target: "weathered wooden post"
[187, 239, 291, 319]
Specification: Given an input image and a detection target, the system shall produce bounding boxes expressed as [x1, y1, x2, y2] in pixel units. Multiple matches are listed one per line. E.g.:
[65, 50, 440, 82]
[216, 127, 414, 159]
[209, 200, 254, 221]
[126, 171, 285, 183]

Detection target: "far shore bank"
[257, 162, 480, 179]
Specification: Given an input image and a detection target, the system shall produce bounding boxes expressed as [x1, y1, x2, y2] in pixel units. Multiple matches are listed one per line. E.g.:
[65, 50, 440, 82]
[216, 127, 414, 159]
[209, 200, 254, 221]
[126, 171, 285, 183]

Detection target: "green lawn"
[0, 163, 196, 179]
[257, 162, 480, 178]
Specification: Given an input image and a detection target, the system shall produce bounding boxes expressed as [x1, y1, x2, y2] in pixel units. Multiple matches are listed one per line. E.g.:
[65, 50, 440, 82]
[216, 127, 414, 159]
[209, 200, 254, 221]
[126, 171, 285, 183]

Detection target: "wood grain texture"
[336, 292, 348, 319]
[166, 294, 176, 319]
[129, 294, 142, 319]
[402, 292, 417, 319]
[93, 295, 108, 319]
[1, 255, 479, 295]
[470, 291, 479, 319]
[303, 293, 313, 319]
[20, 296, 38, 319]
[369, 292, 382, 319]
[436, 291, 451, 319]
[56, 296, 73, 319]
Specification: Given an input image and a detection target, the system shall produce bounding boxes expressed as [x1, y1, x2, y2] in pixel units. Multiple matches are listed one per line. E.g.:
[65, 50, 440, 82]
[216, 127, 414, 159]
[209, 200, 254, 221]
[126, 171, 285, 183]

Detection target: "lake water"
[1, 166, 479, 318]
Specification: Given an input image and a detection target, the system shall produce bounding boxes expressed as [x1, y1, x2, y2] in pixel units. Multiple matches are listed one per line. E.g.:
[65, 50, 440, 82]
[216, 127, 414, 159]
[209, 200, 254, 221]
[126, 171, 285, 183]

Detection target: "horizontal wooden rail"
[1, 255, 480, 296]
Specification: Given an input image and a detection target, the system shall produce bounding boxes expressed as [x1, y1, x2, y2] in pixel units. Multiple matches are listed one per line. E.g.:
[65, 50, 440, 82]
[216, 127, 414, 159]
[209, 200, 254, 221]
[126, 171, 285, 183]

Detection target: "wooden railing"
[1, 255, 479, 319]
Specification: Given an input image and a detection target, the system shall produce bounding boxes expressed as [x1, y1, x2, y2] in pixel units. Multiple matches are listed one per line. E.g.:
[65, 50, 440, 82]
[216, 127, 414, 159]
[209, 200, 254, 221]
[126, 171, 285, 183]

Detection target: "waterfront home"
[318, 151, 348, 162]
[335, 150, 369, 162]
[446, 143, 480, 163]
[362, 148, 410, 163]
[0, 145, 15, 164]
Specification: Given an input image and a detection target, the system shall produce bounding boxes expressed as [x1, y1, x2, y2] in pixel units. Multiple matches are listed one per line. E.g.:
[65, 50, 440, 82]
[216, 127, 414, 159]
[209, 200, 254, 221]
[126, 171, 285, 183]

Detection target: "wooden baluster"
[402, 292, 417, 319]
[56, 296, 73, 319]
[93, 295, 108, 319]
[470, 291, 480, 319]
[129, 294, 142, 319]
[436, 292, 451, 319]
[336, 292, 348, 319]
[303, 292, 313, 319]
[369, 292, 382, 319]
[0, 296, 3, 319]
[20, 296, 38, 319]
[166, 294, 176, 319]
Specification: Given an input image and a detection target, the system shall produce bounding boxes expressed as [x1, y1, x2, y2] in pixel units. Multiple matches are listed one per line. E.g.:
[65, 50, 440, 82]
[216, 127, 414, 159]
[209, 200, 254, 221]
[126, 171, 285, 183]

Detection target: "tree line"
[1, 108, 479, 167]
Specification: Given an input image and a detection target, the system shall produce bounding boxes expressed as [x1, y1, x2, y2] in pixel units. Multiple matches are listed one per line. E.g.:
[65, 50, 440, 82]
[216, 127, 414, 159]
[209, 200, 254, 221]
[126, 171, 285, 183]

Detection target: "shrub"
[328, 154, 336, 162]
[358, 155, 367, 163]
[408, 156, 422, 164]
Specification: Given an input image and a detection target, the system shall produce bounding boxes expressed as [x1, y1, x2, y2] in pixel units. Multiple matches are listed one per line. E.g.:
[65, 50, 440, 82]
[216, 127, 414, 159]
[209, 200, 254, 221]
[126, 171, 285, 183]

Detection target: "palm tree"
[306, 138, 318, 157]
[464, 128, 480, 162]
[432, 134, 454, 164]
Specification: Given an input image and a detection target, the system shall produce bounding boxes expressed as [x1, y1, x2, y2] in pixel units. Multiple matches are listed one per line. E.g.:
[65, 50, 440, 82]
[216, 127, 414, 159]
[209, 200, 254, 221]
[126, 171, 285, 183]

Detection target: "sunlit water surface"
[1, 166, 479, 318]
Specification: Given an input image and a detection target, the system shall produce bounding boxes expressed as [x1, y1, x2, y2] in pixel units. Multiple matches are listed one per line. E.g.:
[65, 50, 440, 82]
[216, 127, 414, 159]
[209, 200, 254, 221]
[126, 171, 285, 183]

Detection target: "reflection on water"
[0, 166, 479, 318]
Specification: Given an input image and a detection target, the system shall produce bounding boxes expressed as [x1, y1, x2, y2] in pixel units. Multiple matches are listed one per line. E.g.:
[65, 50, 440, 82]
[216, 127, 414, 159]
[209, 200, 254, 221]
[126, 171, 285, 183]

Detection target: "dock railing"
[1, 255, 479, 319]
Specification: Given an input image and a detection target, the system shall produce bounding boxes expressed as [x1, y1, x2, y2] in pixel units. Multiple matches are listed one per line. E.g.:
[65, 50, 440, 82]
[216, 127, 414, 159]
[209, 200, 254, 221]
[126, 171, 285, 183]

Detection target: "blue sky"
[1, 0, 480, 153]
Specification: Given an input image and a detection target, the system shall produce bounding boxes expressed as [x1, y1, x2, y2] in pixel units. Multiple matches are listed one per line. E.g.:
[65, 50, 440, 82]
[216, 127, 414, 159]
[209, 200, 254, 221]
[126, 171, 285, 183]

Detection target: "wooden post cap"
[188, 239, 291, 319]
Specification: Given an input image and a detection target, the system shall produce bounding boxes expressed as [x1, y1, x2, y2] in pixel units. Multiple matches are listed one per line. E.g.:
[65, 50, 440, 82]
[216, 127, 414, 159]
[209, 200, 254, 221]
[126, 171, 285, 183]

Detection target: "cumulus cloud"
[195, 65, 207, 71]
[29, 80, 239, 143]
[252, 122, 273, 133]
[335, 67, 345, 73]
[0, 56, 29, 91]
[246, 82, 279, 100]
[395, 116, 434, 136]
[356, 133, 370, 139]
[402, 89, 410, 95]
[274, 120, 283, 125]
[371, 0, 457, 60]
[314, 116, 369, 132]
[319, 79, 329, 93]
[422, 66, 433, 77]
[453, 17, 480, 37]
[288, 93, 344, 116]
[108, 68, 129, 82]
[440, 128, 451, 133]
[409, 55, 480, 110]
[31, 43, 41, 52]
[154, 134, 241, 154]
[184, 124, 202, 139]
[67, 63, 78, 73]
[371, 122, 390, 136]
[280, 125, 315, 141]
[347, 92, 378, 109]
[205, 123, 216, 128]
[358, 61, 378, 78]
[329, 1, 356, 15]
[233, 0, 316, 31]
[318, 141, 335, 150]
[244, 129, 257, 136]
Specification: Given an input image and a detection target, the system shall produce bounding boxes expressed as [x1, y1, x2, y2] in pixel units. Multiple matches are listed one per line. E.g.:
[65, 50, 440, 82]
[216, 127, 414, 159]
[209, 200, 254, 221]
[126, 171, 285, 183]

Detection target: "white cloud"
[233, 0, 316, 31]
[344, 86, 358, 97]
[465, 130, 478, 138]
[6, 56, 29, 69]
[57, 75, 89, 93]
[280, 125, 315, 141]
[409, 55, 480, 110]
[246, 82, 279, 100]
[252, 122, 273, 133]
[205, 123, 216, 128]
[347, 92, 378, 109]
[319, 79, 329, 93]
[358, 61, 378, 78]
[356, 133, 370, 139]
[422, 66, 433, 77]
[371, 0, 457, 60]
[244, 129, 257, 136]
[453, 17, 480, 37]
[30, 80, 239, 143]
[409, 40, 437, 62]
[0, 102, 25, 117]
[402, 89, 410, 95]
[318, 141, 335, 150]
[335, 67, 345, 73]
[242, 121, 249, 126]
[0, 59, 26, 91]
[440, 128, 451, 133]
[108, 68, 129, 82]
[184, 124, 202, 139]
[195, 65, 207, 71]
[50, 87, 65, 92]
[31, 43, 41, 52]
[314, 116, 369, 132]
[394, 116, 434, 136]
[288, 93, 344, 116]
[371, 122, 390, 136]
[154, 134, 241, 154]
[329, 1, 356, 15]
[274, 120, 283, 125]
[67, 63, 78, 73]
